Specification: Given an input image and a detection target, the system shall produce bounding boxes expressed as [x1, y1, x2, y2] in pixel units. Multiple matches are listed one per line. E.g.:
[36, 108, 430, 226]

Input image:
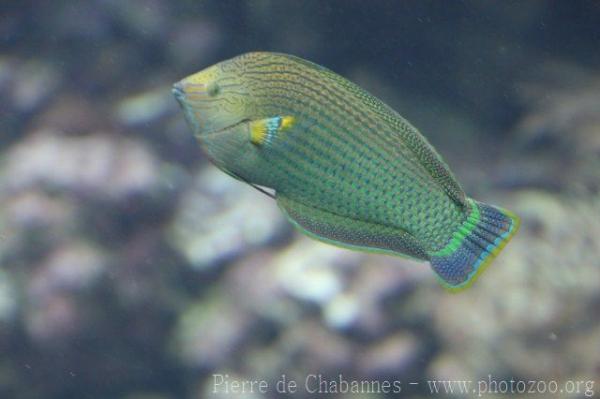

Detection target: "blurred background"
[1, 1, 600, 398]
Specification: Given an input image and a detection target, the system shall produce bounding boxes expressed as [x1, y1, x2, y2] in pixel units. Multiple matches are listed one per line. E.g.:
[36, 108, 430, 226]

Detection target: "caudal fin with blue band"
[429, 199, 520, 291]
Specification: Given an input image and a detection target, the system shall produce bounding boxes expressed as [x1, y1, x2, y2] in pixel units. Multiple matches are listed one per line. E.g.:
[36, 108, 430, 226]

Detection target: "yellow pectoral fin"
[249, 116, 296, 146]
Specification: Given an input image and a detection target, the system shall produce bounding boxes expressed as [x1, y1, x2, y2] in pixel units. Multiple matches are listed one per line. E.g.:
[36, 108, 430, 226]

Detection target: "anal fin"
[276, 195, 428, 260]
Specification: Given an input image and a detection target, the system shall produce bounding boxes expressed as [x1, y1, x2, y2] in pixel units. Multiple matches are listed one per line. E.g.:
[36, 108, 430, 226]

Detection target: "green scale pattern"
[174, 52, 520, 290]
[214, 53, 467, 252]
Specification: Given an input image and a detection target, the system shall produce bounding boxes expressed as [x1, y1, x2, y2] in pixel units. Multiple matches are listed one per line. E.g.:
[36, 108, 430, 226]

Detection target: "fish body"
[173, 52, 519, 290]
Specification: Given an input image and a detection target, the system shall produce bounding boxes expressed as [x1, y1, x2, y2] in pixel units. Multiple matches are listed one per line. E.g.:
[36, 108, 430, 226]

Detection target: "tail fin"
[429, 199, 520, 291]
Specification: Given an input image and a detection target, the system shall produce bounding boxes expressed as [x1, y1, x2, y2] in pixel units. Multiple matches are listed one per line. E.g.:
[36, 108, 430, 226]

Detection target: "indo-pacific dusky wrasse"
[172, 52, 519, 291]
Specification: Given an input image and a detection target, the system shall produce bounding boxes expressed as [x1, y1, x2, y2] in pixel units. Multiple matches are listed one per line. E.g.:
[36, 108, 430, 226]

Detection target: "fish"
[172, 52, 519, 291]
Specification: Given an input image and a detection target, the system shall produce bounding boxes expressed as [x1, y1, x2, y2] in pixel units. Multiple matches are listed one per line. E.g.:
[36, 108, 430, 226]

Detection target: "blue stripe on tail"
[429, 199, 520, 291]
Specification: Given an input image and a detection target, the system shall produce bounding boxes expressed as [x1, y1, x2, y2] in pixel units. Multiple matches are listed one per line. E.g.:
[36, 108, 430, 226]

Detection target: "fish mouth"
[173, 80, 247, 136]
[172, 81, 211, 101]
[172, 82, 186, 101]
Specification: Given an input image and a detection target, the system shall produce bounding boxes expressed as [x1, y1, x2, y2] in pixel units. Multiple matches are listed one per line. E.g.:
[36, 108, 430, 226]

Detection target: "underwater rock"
[267, 320, 354, 376]
[224, 234, 426, 334]
[358, 332, 421, 378]
[0, 189, 76, 257]
[27, 242, 107, 299]
[323, 292, 361, 331]
[563, 323, 600, 380]
[273, 238, 358, 305]
[172, 295, 253, 369]
[224, 250, 303, 325]
[225, 236, 363, 319]
[348, 256, 429, 332]
[1, 130, 162, 200]
[427, 353, 474, 383]
[323, 255, 427, 334]
[168, 167, 286, 270]
[23, 242, 107, 345]
[24, 292, 81, 345]
[31, 94, 107, 135]
[0, 128, 172, 350]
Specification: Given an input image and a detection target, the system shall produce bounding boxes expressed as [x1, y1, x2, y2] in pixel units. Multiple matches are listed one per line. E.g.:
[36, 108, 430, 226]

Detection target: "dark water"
[1, 1, 599, 398]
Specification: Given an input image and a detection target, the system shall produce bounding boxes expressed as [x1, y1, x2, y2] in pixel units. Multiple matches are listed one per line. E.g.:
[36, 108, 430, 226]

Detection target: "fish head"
[173, 56, 270, 182]
[172, 58, 258, 138]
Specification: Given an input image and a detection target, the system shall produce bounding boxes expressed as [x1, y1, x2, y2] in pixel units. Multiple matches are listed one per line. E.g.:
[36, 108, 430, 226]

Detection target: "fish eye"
[207, 82, 220, 97]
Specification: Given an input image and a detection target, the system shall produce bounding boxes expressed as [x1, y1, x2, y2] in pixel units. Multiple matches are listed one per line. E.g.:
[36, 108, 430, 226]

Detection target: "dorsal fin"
[249, 116, 295, 146]
[369, 102, 467, 207]
[400, 125, 467, 207]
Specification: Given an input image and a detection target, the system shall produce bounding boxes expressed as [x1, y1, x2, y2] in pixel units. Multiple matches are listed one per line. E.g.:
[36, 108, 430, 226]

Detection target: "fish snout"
[172, 80, 216, 134]
[172, 80, 212, 102]
[172, 81, 187, 102]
